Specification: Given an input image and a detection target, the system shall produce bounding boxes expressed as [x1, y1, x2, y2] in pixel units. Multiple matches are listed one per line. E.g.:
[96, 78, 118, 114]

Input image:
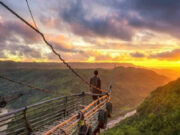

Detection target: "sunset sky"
[0, 0, 180, 68]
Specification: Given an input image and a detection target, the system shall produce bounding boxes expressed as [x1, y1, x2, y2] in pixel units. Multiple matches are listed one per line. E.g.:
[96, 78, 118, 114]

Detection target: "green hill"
[103, 78, 180, 135]
[0, 64, 168, 117]
[0, 61, 135, 69]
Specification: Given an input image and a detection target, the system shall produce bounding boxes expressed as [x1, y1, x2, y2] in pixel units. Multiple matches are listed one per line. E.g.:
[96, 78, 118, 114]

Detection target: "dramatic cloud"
[0, 51, 6, 58]
[12, 45, 42, 58]
[50, 41, 83, 53]
[91, 0, 180, 39]
[47, 34, 84, 53]
[0, 19, 43, 59]
[0, 18, 83, 60]
[0, 42, 42, 59]
[127, 0, 180, 38]
[149, 49, 180, 60]
[130, 52, 145, 58]
[0, 20, 40, 44]
[59, 0, 134, 41]
[1, 0, 180, 67]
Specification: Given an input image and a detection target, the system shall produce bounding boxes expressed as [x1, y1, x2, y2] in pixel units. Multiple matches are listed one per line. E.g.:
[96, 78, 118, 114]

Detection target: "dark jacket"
[90, 76, 101, 94]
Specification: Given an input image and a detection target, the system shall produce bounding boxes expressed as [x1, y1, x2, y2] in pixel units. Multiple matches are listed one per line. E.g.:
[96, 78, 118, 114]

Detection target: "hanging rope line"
[25, 0, 38, 29]
[0, 1, 105, 93]
[0, 74, 59, 94]
[0, 92, 25, 108]
[5, 92, 24, 102]
[0, 74, 109, 98]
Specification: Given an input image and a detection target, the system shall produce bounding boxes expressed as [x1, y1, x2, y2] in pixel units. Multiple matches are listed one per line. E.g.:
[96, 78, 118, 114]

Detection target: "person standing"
[90, 70, 102, 100]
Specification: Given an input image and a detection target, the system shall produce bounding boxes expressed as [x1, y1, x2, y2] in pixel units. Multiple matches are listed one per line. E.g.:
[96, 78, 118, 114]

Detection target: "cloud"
[46, 34, 84, 53]
[127, 0, 180, 38]
[39, 0, 180, 43]
[50, 41, 83, 53]
[0, 42, 42, 59]
[0, 20, 40, 44]
[14, 45, 42, 58]
[1, 0, 180, 63]
[90, 0, 180, 39]
[149, 49, 180, 60]
[0, 51, 6, 58]
[59, 0, 134, 41]
[130, 52, 145, 58]
[46, 50, 86, 61]
[0, 19, 43, 59]
[0, 19, 84, 60]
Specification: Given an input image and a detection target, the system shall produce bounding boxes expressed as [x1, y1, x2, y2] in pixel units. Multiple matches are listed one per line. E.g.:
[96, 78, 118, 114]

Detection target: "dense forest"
[103, 78, 180, 135]
[0, 62, 168, 117]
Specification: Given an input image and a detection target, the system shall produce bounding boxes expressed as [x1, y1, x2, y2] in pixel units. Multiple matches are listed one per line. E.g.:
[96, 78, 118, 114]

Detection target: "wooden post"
[64, 96, 67, 117]
[23, 107, 33, 135]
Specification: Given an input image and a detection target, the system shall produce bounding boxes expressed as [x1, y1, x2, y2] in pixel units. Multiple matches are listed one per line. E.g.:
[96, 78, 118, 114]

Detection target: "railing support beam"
[23, 107, 33, 134]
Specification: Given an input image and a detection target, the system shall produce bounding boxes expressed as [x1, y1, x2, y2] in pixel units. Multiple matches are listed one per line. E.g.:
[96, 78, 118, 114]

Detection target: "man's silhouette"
[90, 70, 101, 100]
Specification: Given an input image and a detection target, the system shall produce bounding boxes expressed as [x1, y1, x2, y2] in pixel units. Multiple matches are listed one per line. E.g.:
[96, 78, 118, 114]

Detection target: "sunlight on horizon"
[1, 0, 180, 72]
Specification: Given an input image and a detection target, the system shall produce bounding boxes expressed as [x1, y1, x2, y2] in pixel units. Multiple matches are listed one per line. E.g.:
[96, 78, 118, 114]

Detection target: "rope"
[0, 1, 105, 93]
[0, 74, 108, 99]
[0, 93, 24, 108]
[0, 74, 59, 94]
[25, 0, 38, 30]
[5, 93, 24, 102]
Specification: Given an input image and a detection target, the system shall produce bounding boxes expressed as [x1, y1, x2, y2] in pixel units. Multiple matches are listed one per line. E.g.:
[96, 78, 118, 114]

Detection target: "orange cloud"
[149, 49, 180, 61]
[46, 34, 74, 50]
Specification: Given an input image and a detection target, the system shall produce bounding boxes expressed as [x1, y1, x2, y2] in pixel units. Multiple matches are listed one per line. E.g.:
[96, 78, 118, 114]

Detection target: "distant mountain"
[103, 78, 180, 135]
[152, 68, 180, 81]
[106, 67, 169, 117]
[0, 61, 135, 69]
[0, 65, 169, 117]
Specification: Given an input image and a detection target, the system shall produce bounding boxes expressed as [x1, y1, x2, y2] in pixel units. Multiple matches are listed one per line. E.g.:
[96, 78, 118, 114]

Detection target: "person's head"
[94, 70, 98, 76]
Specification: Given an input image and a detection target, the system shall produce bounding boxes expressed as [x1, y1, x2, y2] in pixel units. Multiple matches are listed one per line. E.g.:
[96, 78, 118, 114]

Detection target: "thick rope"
[0, 1, 105, 93]
[0, 74, 59, 94]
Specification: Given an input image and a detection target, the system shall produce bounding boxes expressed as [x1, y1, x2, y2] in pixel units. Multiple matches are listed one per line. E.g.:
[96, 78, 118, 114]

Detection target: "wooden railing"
[44, 95, 110, 135]
[0, 83, 112, 135]
[0, 93, 92, 135]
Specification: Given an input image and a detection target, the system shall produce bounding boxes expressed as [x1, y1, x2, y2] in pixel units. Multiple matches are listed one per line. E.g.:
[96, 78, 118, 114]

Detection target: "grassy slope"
[0, 67, 168, 117]
[103, 78, 180, 135]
